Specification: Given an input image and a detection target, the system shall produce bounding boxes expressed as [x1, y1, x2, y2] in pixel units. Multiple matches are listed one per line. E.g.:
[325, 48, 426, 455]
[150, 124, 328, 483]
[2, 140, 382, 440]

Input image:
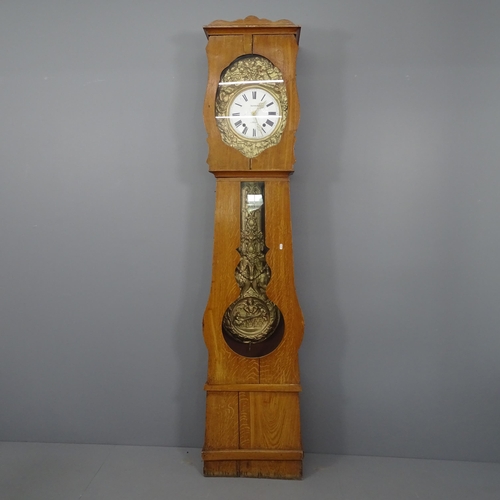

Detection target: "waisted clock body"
[202, 16, 304, 480]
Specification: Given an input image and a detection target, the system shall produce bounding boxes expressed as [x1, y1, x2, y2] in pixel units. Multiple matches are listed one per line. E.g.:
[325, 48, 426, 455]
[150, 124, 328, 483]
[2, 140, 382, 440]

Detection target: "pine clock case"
[202, 17, 304, 480]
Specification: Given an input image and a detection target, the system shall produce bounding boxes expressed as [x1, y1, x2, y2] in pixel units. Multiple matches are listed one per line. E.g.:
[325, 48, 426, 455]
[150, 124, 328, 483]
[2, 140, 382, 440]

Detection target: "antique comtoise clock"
[202, 16, 304, 479]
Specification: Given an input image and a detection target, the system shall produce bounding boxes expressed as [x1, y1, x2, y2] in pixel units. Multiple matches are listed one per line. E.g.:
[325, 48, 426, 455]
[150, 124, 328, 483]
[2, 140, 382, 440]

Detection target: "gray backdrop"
[1, 1, 499, 463]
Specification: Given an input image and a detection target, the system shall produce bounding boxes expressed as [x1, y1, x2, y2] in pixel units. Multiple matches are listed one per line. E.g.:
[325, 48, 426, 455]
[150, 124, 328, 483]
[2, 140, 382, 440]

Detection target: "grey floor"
[1, 442, 499, 500]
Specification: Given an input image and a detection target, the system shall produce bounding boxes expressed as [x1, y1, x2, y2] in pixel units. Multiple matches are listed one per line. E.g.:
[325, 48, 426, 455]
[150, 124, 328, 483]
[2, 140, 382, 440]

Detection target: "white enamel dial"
[228, 86, 282, 140]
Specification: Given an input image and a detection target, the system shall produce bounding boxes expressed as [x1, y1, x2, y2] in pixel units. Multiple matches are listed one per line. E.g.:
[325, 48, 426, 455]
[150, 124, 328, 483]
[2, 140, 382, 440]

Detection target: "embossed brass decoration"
[215, 55, 288, 158]
[222, 182, 281, 343]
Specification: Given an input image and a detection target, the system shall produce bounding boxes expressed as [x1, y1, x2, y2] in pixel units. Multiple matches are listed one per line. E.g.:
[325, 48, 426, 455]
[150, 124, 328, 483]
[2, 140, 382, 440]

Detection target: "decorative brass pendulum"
[222, 182, 282, 349]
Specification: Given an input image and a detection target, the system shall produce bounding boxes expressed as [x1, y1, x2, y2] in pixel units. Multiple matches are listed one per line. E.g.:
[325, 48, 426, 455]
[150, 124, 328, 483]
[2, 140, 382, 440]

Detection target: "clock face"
[228, 86, 282, 141]
[215, 55, 288, 158]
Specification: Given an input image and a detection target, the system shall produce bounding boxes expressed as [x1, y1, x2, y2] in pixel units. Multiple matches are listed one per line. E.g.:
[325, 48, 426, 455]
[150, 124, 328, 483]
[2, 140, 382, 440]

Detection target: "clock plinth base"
[203, 459, 303, 480]
[202, 384, 303, 479]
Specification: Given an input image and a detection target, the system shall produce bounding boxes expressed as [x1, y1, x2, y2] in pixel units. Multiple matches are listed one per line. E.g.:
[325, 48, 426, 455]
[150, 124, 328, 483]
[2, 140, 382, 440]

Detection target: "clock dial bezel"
[227, 85, 283, 142]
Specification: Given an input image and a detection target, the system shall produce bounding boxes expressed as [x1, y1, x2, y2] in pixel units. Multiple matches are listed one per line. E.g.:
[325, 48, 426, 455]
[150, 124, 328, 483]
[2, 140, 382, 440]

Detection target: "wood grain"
[203, 392, 239, 451]
[205, 384, 301, 392]
[238, 391, 251, 449]
[202, 450, 303, 461]
[239, 460, 302, 479]
[261, 179, 304, 384]
[244, 392, 302, 450]
[203, 461, 238, 477]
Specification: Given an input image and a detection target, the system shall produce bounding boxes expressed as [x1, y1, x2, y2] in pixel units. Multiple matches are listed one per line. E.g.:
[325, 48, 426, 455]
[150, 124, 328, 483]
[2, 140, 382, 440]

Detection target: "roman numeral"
[234, 120, 242, 127]
[266, 119, 274, 127]
[232, 112, 240, 116]
[252, 91, 257, 99]
[243, 126, 248, 135]
[235, 103, 242, 107]
[261, 94, 266, 101]
[266, 102, 274, 107]
[253, 129, 256, 137]
[268, 112, 277, 115]
[242, 94, 248, 102]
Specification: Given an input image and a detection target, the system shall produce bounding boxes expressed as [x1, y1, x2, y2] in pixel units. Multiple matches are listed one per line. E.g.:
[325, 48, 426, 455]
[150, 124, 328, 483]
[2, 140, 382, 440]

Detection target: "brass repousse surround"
[215, 56, 288, 158]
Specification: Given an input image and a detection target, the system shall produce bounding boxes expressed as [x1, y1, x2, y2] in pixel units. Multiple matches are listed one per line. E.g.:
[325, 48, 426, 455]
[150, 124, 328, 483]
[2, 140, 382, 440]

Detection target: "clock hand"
[251, 101, 267, 116]
[253, 118, 266, 136]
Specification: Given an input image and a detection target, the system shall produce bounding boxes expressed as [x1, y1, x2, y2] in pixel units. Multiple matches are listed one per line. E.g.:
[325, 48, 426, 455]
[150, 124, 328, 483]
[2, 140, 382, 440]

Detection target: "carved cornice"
[205, 16, 297, 27]
[204, 16, 301, 43]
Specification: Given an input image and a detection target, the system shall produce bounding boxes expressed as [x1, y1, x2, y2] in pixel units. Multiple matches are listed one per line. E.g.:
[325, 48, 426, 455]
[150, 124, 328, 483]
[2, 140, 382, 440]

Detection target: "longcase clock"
[201, 16, 304, 480]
